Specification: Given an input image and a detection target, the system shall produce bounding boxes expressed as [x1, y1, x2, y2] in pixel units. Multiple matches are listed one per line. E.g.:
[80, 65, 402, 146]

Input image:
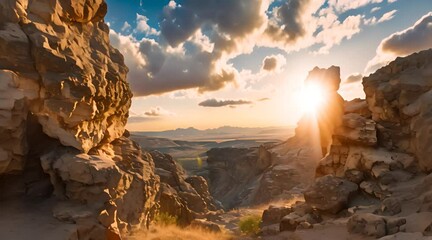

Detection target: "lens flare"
[301, 83, 326, 114]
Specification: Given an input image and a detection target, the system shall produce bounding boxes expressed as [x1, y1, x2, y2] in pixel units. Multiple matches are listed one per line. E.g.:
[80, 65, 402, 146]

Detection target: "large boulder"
[303, 175, 358, 214]
[41, 136, 159, 237]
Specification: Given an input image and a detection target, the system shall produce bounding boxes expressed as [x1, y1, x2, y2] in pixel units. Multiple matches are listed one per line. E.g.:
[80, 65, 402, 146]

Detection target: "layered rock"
[363, 49, 432, 171]
[0, 0, 131, 175]
[41, 136, 159, 237]
[206, 146, 272, 209]
[0, 1, 159, 239]
[150, 150, 220, 225]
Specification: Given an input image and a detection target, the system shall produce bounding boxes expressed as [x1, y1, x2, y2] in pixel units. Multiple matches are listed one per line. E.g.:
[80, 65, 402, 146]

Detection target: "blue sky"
[104, 0, 432, 131]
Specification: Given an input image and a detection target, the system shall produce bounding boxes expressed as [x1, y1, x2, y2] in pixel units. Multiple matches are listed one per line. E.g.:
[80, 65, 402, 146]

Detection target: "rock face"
[363, 49, 432, 171]
[150, 151, 219, 225]
[258, 51, 432, 239]
[0, 1, 158, 239]
[303, 175, 358, 214]
[41, 136, 159, 236]
[206, 146, 272, 209]
[0, 0, 131, 175]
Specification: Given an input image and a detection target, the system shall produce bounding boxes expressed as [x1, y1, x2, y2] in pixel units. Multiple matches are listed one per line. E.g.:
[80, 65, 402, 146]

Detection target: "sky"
[104, 0, 432, 131]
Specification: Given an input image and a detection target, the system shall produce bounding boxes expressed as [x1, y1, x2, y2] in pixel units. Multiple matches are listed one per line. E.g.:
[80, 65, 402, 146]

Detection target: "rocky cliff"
[260, 49, 432, 239]
[0, 1, 157, 239]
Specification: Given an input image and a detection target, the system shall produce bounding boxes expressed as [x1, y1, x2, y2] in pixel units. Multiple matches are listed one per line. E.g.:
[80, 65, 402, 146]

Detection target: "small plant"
[154, 212, 178, 226]
[238, 215, 261, 235]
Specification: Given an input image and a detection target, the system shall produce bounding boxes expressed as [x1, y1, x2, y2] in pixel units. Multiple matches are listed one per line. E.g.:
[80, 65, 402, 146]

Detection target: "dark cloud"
[110, 32, 237, 96]
[262, 57, 278, 71]
[265, 0, 311, 44]
[366, 12, 432, 73]
[345, 73, 363, 83]
[160, 0, 265, 48]
[198, 99, 253, 107]
[381, 12, 432, 56]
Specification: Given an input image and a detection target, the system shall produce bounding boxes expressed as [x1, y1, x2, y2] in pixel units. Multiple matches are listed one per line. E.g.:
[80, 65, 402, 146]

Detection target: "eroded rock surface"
[0, 1, 159, 239]
[0, 0, 131, 176]
[150, 150, 219, 225]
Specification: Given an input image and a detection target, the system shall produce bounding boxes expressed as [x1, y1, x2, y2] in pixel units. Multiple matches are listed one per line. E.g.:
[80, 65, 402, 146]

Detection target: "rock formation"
[260, 49, 432, 239]
[0, 1, 158, 239]
[150, 150, 220, 226]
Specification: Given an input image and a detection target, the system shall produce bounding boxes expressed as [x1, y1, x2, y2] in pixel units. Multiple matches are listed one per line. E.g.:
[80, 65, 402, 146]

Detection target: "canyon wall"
[0, 1, 159, 238]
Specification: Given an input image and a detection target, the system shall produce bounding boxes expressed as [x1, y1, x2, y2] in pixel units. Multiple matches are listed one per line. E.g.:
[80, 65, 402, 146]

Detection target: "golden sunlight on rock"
[301, 82, 327, 114]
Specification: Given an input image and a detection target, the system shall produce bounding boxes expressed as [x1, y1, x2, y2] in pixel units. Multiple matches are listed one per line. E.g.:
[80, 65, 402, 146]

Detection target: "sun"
[301, 82, 326, 114]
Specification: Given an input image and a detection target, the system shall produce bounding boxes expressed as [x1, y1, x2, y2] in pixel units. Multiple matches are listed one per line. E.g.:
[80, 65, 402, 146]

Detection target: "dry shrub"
[238, 215, 261, 235]
[128, 224, 233, 240]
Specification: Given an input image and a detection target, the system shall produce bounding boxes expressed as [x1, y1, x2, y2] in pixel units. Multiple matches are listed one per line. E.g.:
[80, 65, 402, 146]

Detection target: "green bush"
[154, 212, 178, 226]
[238, 215, 261, 235]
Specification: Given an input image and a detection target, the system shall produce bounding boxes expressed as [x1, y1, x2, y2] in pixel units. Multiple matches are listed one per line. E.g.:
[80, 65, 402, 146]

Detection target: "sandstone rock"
[360, 181, 390, 200]
[150, 150, 219, 224]
[41, 136, 159, 236]
[261, 205, 293, 226]
[363, 49, 432, 170]
[0, 1, 162, 238]
[0, 0, 131, 177]
[334, 113, 377, 146]
[317, 145, 415, 179]
[380, 197, 402, 216]
[304, 175, 358, 214]
[279, 213, 302, 232]
[347, 213, 405, 238]
[206, 147, 271, 208]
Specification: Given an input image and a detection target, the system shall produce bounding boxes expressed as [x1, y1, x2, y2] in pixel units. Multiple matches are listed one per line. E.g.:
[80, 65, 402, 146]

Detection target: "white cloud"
[121, 21, 131, 33]
[365, 9, 397, 25]
[366, 12, 432, 73]
[371, 7, 381, 13]
[328, 0, 384, 13]
[135, 14, 159, 35]
[314, 15, 363, 54]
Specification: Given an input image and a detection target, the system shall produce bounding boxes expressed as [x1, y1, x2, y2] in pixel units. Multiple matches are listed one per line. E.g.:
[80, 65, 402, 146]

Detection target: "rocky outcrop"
[363, 49, 432, 171]
[41, 136, 159, 237]
[206, 146, 272, 209]
[296, 66, 344, 156]
[0, 0, 131, 175]
[303, 175, 358, 214]
[0, 1, 158, 239]
[150, 151, 220, 225]
[257, 50, 432, 239]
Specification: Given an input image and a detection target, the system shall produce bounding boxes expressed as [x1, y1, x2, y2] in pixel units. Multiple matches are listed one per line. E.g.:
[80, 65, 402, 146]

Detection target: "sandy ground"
[0, 197, 76, 240]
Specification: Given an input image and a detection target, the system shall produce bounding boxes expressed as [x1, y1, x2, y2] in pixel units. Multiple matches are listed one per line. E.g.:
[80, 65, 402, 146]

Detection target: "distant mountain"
[133, 126, 295, 141]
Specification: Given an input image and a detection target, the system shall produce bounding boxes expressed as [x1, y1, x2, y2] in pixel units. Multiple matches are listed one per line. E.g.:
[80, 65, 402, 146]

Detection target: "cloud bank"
[366, 12, 432, 73]
[110, 0, 399, 96]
